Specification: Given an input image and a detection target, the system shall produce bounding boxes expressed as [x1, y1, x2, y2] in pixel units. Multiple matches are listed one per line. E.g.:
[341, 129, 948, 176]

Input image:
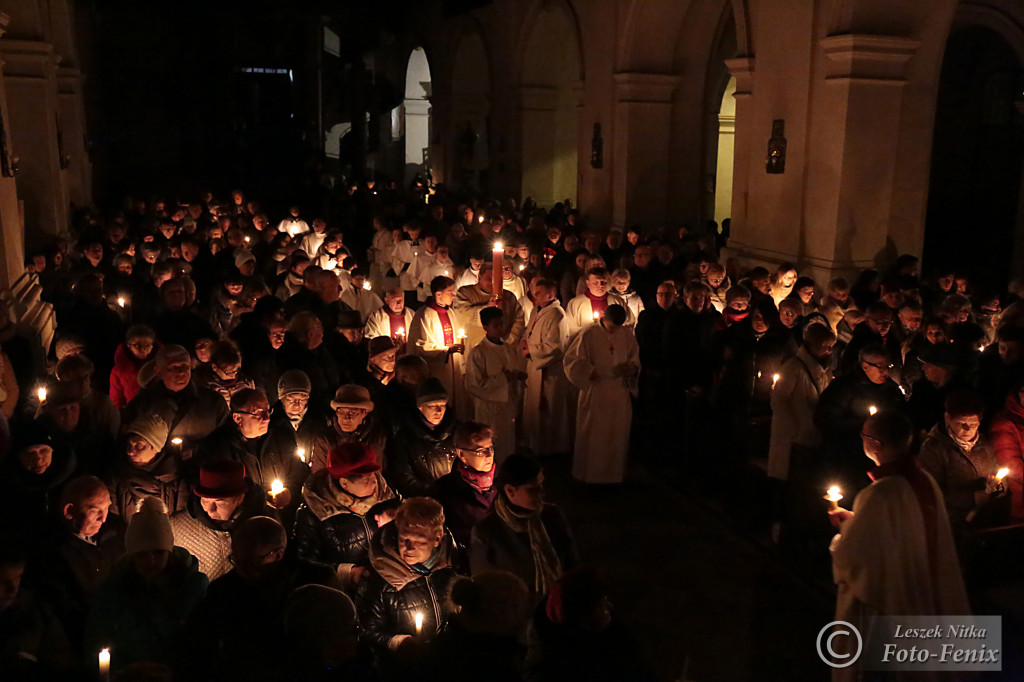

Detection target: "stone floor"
[544, 456, 1024, 682]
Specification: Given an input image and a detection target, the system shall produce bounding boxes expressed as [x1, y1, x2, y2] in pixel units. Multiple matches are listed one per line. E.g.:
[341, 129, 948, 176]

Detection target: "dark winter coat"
[85, 547, 208, 670]
[384, 409, 458, 497]
[196, 421, 309, 494]
[355, 524, 460, 653]
[0, 587, 76, 677]
[662, 305, 721, 392]
[919, 424, 1000, 526]
[424, 618, 526, 682]
[109, 342, 157, 409]
[121, 380, 229, 451]
[433, 469, 497, 548]
[310, 412, 389, 473]
[109, 448, 189, 521]
[1, 446, 78, 539]
[293, 469, 396, 570]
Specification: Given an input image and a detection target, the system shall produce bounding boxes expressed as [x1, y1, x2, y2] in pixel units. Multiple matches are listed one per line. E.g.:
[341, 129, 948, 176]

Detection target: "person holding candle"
[267, 370, 321, 462]
[991, 377, 1024, 521]
[294, 442, 397, 587]
[86, 497, 207, 672]
[918, 390, 1005, 534]
[828, 412, 969, 681]
[385, 378, 459, 497]
[391, 221, 428, 308]
[564, 304, 640, 485]
[455, 260, 526, 358]
[355, 497, 459, 657]
[364, 286, 416, 343]
[565, 267, 629, 341]
[409, 276, 467, 407]
[111, 413, 188, 522]
[340, 266, 384, 324]
[454, 248, 486, 291]
[464, 308, 521, 462]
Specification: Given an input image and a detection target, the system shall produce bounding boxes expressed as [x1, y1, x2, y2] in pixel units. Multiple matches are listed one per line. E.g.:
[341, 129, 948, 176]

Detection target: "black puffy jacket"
[384, 409, 458, 497]
[293, 470, 396, 569]
[355, 523, 460, 653]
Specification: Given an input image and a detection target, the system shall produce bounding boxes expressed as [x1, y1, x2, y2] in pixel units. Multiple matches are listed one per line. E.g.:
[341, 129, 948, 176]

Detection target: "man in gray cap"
[267, 369, 321, 469]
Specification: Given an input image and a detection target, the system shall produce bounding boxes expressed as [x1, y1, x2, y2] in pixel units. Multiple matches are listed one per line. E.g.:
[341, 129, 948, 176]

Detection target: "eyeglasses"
[335, 408, 369, 419]
[235, 409, 270, 420]
[460, 444, 494, 456]
[227, 546, 283, 566]
[864, 360, 893, 371]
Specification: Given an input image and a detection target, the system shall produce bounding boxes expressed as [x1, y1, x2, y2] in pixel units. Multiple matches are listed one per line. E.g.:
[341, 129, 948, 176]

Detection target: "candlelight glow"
[36, 386, 47, 402]
[457, 328, 467, 339]
[996, 467, 1009, 481]
[270, 480, 285, 496]
[771, 373, 781, 389]
[244, 236, 251, 243]
[518, 263, 525, 271]
[98, 648, 110, 674]
[296, 447, 306, 463]
[170, 437, 183, 446]
[592, 311, 601, 321]
[117, 297, 126, 308]
[396, 327, 405, 337]
[868, 405, 878, 416]
[826, 486, 843, 502]
[443, 269, 449, 276]
[478, 215, 485, 223]
[326, 259, 337, 270]
[362, 281, 372, 290]
[414, 611, 424, 635]
[493, 242, 503, 253]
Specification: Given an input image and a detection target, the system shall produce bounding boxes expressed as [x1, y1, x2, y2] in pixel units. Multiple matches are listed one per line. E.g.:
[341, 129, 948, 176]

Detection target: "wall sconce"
[590, 123, 603, 169]
[766, 119, 786, 174]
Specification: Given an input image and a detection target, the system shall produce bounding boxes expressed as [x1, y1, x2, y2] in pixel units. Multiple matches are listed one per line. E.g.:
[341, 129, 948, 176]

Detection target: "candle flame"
[170, 437, 183, 446]
[444, 269, 449, 276]
[296, 447, 306, 463]
[478, 215, 484, 223]
[592, 311, 601, 321]
[414, 611, 424, 633]
[244, 236, 251, 243]
[396, 327, 405, 337]
[457, 328, 467, 339]
[772, 373, 781, 388]
[996, 467, 1009, 481]
[868, 405, 878, 416]
[493, 242, 503, 252]
[117, 297, 126, 308]
[518, 264, 525, 271]
[37, 386, 47, 402]
[362, 281, 372, 290]
[270, 480, 285, 496]
[826, 485, 843, 502]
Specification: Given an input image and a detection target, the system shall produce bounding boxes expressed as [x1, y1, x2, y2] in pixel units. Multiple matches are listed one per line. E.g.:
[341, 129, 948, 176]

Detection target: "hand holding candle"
[36, 386, 47, 403]
[825, 485, 843, 511]
[117, 297, 126, 308]
[868, 405, 878, 416]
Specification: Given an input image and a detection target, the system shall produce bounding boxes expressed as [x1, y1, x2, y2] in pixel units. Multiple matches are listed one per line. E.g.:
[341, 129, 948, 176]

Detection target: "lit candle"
[362, 281, 372, 291]
[825, 485, 843, 511]
[414, 611, 424, 636]
[771, 373, 781, 390]
[396, 326, 405, 339]
[117, 297, 126, 308]
[478, 215, 485, 224]
[996, 467, 1009, 482]
[244, 235, 251, 244]
[518, 263, 525, 272]
[269, 480, 285, 503]
[36, 386, 47, 403]
[868, 405, 878, 416]
[170, 437, 183, 447]
[592, 310, 601, 322]
[457, 328, 467, 340]
[296, 447, 306, 463]
[443, 269, 449, 276]
[326, 259, 337, 270]
[492, 243, 504, 296]
[98, 648, 110, 676]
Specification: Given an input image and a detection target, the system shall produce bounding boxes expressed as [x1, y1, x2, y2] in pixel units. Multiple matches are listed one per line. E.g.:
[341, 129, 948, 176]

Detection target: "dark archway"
[924, 26, 1024, 288]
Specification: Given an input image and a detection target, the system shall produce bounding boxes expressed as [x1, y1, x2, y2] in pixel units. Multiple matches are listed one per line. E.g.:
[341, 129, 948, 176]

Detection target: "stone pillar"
[57, 64, 90, 210]
[0, 13, 24, 289]
[801, 35, 919, 282]
[2, 38, 68, 251]
[723, 58, 754, 246]
[519, 85, 557, 207]
[610, 72, 679, 230]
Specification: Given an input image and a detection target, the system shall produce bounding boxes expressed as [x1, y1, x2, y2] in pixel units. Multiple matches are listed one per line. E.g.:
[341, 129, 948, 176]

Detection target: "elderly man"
[186, 516, 337, 681]
[565, 304, 640, 485]
[364, 286, 416, 342]
[310, 384, 388, 473]
[919, 390, 1004, 532]
[169, 460, 276, 581]
[565, 267, 629, 340]
[121, 344, 229, 455]
[521, 278, 572, 456]
[268, 370, 321, 464]
[828, 412, 969, 682]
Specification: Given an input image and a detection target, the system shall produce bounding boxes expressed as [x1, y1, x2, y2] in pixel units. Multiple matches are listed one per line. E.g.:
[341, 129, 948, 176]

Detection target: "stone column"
[0, 13, 24, 289]
[610, 72, 679, 230]
[519, 85, 557, 207]
[723, 58, 754, 245]
[57, 64, 90, 210]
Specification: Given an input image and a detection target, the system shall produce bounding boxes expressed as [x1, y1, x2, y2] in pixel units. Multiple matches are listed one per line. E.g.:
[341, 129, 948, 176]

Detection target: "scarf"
[387, 310, 406, 337]
[428, 301, 455, 346]
[947, 426, 979, 455]
[724, 307, 749, 326]
[455, 458, 495, 492]
[584, 290, 609, 316]
[368, 362, 394, 385]
[329, 474, 388, 516]
[494, 495, 562, 595]
[288, 408, 305, 432]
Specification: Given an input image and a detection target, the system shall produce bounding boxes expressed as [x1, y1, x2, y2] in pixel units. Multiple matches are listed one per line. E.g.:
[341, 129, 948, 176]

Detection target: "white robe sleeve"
[529, 307, 568, 369]
[563, 330, 596, 390]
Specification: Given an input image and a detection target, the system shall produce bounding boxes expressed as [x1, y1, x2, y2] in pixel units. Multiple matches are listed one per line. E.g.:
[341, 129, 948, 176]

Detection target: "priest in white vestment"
[454, 253, 485, 291]
[565, 267, 630, 340]
[465, 306, 520, 462]
[522, 279, 572, 456]
[409, 276, 466, 412]
[564, 304, 640, 484]
[363, 287, 415, 344]
[828, 412, 970, 682]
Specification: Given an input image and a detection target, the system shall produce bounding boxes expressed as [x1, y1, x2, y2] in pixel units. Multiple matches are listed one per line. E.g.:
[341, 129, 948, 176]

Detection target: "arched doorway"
[924, 26, 1024, 288]
[404, 47, 432, 185]
[520, 4, 582, 208]
[450, 30, 490, 192]
[713, 76, 737, 227]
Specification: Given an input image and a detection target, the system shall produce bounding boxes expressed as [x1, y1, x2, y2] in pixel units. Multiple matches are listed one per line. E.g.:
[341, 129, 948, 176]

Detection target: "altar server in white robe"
[465, 306, 521, 462]
[565, 267, 630, 340]
[409, 275, 466, 410]
[828, 412, 970, 682]
[454, 251, 485, 291]
[564, 304, 640, 484]
[364, 287, 415, 343]
[340, 267, 384, 324]
[521, 278, 572, 456]
[500, 257, 527, 301]
[391, 221, 427, 307]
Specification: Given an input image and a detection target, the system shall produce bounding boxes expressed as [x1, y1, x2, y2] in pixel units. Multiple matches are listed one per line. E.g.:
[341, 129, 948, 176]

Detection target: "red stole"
[387, 310, 406, 337]
[584, 290, 609, 316]
[428, 301, 455, 346]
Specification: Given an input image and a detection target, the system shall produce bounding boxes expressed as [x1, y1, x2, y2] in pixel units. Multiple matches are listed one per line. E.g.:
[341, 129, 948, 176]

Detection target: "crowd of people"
[0, 181, 1020, 680]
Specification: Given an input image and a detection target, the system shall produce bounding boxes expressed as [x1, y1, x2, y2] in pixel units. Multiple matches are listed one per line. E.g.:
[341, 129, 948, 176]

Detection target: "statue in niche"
[766, 119, 786, 174]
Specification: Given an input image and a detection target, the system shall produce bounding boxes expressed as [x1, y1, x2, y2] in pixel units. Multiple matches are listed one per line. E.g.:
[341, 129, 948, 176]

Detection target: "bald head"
[231, 516, 287, 581]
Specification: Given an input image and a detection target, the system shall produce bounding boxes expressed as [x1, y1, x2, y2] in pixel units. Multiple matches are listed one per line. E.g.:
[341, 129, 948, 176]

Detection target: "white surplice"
[523, 301, 572, 456]
[563, 321, 640, 484]
[454, 266, 481, 291]
[340, 286, 384, 324]
[564, 292, 630, 340]
[409, 303, 467, 413]
[363, 307, 414, 340]
[465, 337, 517, 463]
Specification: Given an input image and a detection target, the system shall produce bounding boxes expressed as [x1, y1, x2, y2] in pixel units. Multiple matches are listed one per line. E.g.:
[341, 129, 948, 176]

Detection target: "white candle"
[414, 611, 424, 636]
[457, 328, 467, 340]
[825, 485, 843, 511]
[98, 648, 110, 675]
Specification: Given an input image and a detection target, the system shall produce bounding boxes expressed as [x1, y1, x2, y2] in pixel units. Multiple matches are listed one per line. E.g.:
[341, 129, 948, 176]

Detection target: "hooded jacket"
[356, 523, 459, 653]
[109, 342, 159, 409]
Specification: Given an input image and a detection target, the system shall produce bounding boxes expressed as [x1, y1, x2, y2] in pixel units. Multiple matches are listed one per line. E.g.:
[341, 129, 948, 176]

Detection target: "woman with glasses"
[433, 421, 498, 547]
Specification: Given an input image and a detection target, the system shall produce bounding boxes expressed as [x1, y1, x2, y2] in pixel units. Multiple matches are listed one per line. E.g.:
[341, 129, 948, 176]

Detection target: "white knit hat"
[125, 497, 174, 555]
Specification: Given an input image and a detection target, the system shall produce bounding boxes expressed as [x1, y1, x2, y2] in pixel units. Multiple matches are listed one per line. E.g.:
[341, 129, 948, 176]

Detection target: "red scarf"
[387, 310, 405, 337]
[428, 301, 455, 346]
[723, 307, 749, 326]
[456, 458, 494, 492]
[584, 290, 609, 316]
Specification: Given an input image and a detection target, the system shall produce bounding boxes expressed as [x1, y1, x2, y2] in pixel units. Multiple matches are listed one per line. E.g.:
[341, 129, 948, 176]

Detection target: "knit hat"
[126, 413, 170, 452]
[368, 335, 396, 359]
[125, 497, 174, 555]
[416, 377, 448, 406]
[330, 384, 374, 411]
[277, 369, 311, 398]
[12, 420, 55, 455]
[326, 442, 381, 479]
[234, 248, 256, 269]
